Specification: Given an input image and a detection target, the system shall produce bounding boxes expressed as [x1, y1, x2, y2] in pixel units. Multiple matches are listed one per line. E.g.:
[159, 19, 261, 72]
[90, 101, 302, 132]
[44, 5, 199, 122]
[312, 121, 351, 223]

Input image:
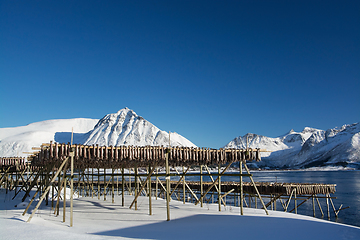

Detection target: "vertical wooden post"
[218, 164, 221, 212]
[63, 168, 67, 223]
[56, 171, 61, 216]
[182, 166, 186, 204]
[117, 169, 119, 195]
[70, 147, 74, 227]
[200, 165, 203, 208]
[312, 195, 315, 217]
[148, 165, 152, 215]
[129, 169, 132, 195]
[104, 168, 107, 201]
[135, 166, 138, 210]
[294, 188, 297, 214]
[274, 195, 277, 211]
[121, 167, 125, 206]
[166, 148, 170, 221]
[51, 178, 54, 210]
[112, 168, 115, 203]
[156, 168, 158, 200]
[77, 169, 80, 198]
[91, 168, 94, 198]
[97, 168, 100, 200]
[326, 193, 330, 219]
[240, 161, 244, 215]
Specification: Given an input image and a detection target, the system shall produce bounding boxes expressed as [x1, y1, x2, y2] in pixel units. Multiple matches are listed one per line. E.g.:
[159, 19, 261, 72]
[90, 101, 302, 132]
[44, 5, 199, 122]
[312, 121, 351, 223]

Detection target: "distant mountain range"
[224, 123, 360, 169]
[0, 108, 359, 169]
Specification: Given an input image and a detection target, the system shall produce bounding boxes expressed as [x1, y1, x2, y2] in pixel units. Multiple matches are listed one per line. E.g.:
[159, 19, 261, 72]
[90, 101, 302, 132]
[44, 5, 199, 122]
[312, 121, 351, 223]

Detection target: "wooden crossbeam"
[289, 195, 312, 213]
[264, 194, 284, 209]
[170, 167, 190, 198]
[195, 161, 234, 206]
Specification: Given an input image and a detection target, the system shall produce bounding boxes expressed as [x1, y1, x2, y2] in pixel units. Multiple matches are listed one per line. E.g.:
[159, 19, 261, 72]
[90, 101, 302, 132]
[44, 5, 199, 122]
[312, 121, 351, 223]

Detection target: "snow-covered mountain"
[83, 108, 196, 147]
[224, 123, 360, 169]
[0, 108, 196, 157]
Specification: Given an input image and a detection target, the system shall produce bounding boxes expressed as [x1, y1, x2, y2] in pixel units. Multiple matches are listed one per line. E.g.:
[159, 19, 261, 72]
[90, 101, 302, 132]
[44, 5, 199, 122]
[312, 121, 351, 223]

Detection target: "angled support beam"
[204, 165, 227, 206]
[243, 163, 269, 215]
[27, 157, 69, 223]
[129, 166, 156, 209]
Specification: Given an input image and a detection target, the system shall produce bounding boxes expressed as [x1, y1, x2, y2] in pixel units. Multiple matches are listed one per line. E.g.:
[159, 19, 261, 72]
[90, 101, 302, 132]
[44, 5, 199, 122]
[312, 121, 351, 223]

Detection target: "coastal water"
[199, 170, 360, 227]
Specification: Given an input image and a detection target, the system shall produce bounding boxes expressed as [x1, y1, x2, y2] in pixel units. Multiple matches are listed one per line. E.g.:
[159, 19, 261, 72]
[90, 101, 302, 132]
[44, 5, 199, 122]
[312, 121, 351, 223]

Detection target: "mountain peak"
[84, 109, 196, 147]
[302, 127, 321, 134]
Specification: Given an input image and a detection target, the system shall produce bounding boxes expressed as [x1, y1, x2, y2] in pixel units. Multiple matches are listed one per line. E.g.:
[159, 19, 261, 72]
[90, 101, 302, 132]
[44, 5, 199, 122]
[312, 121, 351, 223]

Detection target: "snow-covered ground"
[1, 189, 359, 240]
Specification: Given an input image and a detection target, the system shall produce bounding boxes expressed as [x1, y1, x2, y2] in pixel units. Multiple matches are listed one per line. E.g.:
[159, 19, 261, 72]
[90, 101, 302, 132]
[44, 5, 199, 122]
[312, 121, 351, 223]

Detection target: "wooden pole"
[200, 165, 203, 208]
[70, 148, 74, 227]
[97, 168, 100, 200]
[112, 168, 115, 203]
[104, 168, 107, 201]
[166, 149, 170, 221]
[148, 165, 152, 215]
[91, 168, 94, 198]
[63, 165, 67, 223]
[294, 188, 297, 214]
[326, 193, 330, 219]
[218, 164, 221, 211]
[183, 166, 186, 204]
[135, 166, 138, 210]
[240, 161, 243, 215]
[156, 168, 158, 200]
[121, 167, 125, 206]
[312, 195, 316, 217]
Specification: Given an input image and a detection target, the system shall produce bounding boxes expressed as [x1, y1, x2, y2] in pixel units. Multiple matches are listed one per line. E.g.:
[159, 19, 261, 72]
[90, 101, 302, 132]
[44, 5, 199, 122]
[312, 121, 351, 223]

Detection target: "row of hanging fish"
[29, 142, 262, 167]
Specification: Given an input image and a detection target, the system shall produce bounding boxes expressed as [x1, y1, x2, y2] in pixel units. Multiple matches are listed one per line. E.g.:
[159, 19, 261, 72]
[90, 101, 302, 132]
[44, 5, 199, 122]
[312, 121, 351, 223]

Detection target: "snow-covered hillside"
[83, 108, 196, 147]
[224, 123, 360, 169]
[0, 118, 99, 157]
[0, 108, 196, 157]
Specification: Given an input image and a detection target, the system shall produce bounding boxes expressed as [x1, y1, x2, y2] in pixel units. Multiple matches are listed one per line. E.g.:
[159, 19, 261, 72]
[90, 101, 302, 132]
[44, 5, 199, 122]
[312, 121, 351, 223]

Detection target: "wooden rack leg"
[121, 167, 125, 206]
[148, 165, 152, 215]
[240, 161, 244, 215]
[243, 163, 269, 215]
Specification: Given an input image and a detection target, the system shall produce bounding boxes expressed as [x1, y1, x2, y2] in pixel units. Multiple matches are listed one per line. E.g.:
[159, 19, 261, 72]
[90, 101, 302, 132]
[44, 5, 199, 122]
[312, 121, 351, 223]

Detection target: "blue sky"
[1, 1, 359, 148]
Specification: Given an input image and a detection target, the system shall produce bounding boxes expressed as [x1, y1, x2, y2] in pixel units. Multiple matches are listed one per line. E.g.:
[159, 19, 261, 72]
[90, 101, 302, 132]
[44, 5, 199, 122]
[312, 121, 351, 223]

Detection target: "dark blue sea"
[196, 170, 360, 227]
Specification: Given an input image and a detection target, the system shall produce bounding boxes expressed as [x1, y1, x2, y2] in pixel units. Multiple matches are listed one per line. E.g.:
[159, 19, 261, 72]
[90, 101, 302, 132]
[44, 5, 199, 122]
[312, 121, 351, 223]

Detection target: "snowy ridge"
[83, 108, 196, 147]
[225, 123, 360, 169]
